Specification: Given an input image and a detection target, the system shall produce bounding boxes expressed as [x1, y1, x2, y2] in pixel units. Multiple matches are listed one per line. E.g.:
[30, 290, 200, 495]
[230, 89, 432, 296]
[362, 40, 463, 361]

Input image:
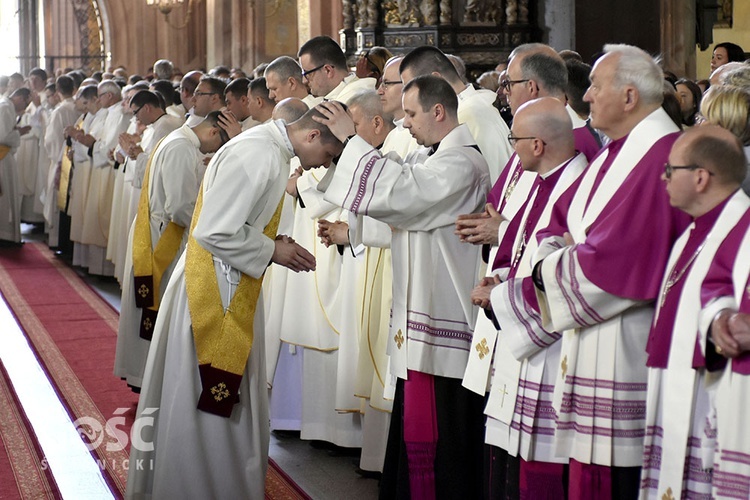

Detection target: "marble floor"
[0, 225, 380, 499]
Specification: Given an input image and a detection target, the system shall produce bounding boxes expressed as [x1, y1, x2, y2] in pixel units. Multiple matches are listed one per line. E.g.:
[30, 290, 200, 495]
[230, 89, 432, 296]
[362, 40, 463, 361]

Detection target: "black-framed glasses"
[301, 64, 325, 79]
[379, 80, 402, 89]
[507, 134, 546, 147]
[663, 162, 715, 179]
[193, 91, 217, 97]
[131, 104, 145, 116]
[500, 78, 530, 91]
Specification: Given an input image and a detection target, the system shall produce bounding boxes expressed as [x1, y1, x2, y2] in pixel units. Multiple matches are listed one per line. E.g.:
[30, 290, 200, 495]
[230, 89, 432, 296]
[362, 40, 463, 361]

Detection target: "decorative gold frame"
[715, 0, 733, 29]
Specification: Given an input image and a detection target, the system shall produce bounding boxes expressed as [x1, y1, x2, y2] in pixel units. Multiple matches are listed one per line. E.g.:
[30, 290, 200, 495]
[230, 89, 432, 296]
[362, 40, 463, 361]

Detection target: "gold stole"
[58, 115, 84, 211]
[131, 137, 185, 340]
[185, 182, 284, 418]
[0, 144, 10, 160]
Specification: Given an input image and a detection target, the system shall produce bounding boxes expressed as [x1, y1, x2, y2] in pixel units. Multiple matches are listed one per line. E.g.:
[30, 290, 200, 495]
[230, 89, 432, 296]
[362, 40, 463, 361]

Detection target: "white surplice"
[324, 124, 490, 383]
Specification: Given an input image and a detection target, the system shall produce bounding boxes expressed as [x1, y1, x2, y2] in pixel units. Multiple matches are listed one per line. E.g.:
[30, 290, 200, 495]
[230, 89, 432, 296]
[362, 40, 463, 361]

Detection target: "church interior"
[0, 0, 749, 498]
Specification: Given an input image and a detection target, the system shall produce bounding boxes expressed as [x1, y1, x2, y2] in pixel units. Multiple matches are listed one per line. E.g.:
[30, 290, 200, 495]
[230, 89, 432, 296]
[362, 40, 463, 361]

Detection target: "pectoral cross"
[661, 487, 675, 500]
[499, 383, 509, 407]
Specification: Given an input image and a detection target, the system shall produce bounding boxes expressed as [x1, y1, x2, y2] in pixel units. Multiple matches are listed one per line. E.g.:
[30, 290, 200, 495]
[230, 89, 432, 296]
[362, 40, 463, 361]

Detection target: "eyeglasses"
[379, 80, 402, 89]
[301, 64, 325, 79]
[193, 91, 217, 97]
[663, 163, 714, 179]
[500, 78, 530, 91]
[507, 134, 546, 147]
[131, 104, 145, 116]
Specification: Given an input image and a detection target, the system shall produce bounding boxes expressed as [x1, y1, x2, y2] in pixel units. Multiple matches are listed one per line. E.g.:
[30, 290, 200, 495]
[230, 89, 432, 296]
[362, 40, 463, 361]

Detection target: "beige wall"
[695, 1, 750, 79]
[102, 0, 207, 75]
[100, 0, 342, 76]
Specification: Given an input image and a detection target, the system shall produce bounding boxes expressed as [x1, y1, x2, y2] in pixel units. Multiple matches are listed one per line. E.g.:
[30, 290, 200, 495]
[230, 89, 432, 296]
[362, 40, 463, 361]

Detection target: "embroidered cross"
[476, 338, 490, 360]
[138, 284, 150, 298]
[499, 383, 509, 407]
[142, 317, 152, 331]
[662, 487, 675, 500]
[394, 329, 405, 349]
[561, 355, 568, 381]
[211, 382, 230, 402]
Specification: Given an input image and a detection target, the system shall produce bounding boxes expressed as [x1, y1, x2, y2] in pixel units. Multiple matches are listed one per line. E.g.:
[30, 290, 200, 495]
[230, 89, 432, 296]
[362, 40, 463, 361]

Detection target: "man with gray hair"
[153, 59, 174, 81]
[264, 56, 321, 108]
[503, 44, 691, 498]
[77, 79, 130, 275]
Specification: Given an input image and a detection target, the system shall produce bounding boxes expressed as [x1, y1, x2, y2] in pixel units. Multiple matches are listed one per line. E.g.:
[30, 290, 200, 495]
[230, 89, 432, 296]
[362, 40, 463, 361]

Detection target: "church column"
[206, 0, 233, 69]
[660, 0, 696, 78]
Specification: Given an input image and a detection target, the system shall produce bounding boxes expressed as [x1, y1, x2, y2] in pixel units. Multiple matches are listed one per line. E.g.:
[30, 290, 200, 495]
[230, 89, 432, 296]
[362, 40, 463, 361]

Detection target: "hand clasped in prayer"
[455, 203, 505, 245]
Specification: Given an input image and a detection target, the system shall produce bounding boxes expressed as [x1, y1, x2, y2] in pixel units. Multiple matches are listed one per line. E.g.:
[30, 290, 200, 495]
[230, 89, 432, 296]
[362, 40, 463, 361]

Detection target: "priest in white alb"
[126, 107, 344, 499]
[114, 111, 229, 390]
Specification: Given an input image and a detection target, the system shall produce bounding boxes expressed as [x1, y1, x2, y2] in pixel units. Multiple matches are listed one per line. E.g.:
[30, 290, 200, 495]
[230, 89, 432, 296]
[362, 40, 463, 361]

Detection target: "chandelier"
[146, 0, 193, 29]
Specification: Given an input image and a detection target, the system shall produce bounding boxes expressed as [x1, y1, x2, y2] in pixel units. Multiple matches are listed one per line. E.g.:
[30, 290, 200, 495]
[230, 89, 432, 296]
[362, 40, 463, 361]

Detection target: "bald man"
[640, 125, 750, 499]
[467, 97, 588, 497]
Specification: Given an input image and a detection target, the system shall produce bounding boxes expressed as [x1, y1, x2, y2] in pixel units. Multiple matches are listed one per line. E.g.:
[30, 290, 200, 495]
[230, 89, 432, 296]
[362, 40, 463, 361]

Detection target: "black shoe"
[354, 466, 382, 480]
[0, 239, 23, 248]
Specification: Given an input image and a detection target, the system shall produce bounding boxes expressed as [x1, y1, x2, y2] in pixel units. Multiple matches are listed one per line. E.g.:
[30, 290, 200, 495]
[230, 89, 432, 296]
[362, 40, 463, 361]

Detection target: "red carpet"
[0, 242, 309, 499]
[0, 242, 136, 496]
[0, 360, 61, 499]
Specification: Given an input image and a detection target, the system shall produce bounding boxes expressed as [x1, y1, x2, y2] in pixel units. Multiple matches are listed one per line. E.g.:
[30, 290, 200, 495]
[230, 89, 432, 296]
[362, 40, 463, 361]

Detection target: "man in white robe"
[66, 84, 103, 268]
[639, 126, 750, 499]
[468, 98, 587, 498]
[16, 86, 46, 224]
[378, 56, 419, 159]
[274, 36, 375, 448]
[316, 88, 403, 474]
[246, 77, 275, 125]
[316, 75, 490, 498]
[105, 84, 139, 279]
[521, 45, 691, 498]
[0, 93, 22, 245]
[43, 75, 79, 249]
[44, 75, 80, 248]
[298, 35, 376, 103]
[218, 77, 259, 139]
[114, 112, 229, 390]
[80, 80, 130, 275]
[398, 45, 513, 183]
[126, 108, 343, 499]
[264, 55, 322, 109]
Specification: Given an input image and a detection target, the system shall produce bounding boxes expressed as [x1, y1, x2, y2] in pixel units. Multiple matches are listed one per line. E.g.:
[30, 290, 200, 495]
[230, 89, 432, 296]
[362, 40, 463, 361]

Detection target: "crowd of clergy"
[1, 34, 750, 499]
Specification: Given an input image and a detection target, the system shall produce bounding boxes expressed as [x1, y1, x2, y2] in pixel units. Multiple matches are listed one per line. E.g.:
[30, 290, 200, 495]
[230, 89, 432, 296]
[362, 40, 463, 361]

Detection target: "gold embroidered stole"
[185, 182, 284, 417]
[131, 137, 185, 340]
[58, 115, 84, 211]
[0, 144, 10, 160]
